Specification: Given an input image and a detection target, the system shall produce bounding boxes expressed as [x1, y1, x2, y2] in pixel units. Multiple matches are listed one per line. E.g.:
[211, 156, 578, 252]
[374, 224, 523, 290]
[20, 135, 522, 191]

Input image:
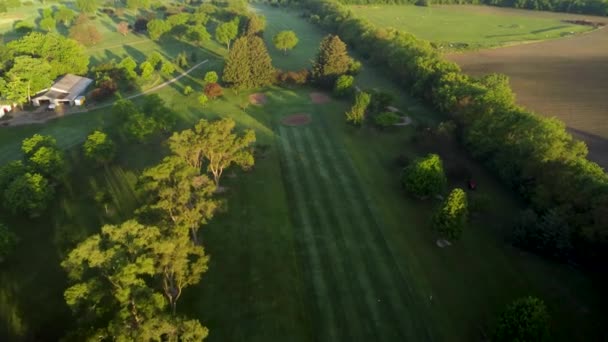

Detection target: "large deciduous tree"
[272, 30, 298, 54]
[147, 19, 171, 41]
[22, 134, 66, 180]
[494, 296, 550, 342]
[402, 154, 447, 198]
[6, 56, 52, 102]
[3, 172, 53, 217]
[215, 19, 238, 50]
[83, 130, 116, 165]
[433, 188, 468, 240]
[54, 6, 75, 26]
[169, 118, 256, 187]
[312, 34, 353, 87]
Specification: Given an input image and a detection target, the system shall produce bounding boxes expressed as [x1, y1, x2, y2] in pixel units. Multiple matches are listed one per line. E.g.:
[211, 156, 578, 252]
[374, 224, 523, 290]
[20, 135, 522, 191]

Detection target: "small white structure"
[74, 96, 86, 106]
[0, 104, 12, 118]
[32, 74, 93, 107]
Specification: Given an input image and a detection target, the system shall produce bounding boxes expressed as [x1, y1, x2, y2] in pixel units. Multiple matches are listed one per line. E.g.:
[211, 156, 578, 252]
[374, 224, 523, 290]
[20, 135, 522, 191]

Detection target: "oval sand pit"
[249, 93, 267, 105]
[282, 113, 311, 126]
[310, 92, 330, 104]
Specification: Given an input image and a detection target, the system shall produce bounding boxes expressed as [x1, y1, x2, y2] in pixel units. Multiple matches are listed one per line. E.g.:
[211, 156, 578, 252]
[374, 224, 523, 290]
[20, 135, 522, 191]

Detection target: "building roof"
[51, 74, 93, 96]
[33, 74, 93, 103]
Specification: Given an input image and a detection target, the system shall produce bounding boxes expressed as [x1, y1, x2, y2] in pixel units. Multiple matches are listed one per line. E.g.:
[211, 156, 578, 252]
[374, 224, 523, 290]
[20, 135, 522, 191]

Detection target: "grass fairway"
[347, 4, 593, 49]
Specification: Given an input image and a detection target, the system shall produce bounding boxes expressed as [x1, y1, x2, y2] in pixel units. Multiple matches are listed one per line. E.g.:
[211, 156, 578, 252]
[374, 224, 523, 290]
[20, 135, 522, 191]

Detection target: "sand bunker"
[249, 93, 267, 105]
[282, 113, 312, 126]
[310, 92, 330, 104]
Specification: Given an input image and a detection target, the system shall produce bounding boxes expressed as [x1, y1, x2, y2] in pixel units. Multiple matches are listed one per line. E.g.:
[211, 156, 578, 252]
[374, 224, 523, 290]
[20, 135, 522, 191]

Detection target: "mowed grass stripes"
[276, 114, 436, 341]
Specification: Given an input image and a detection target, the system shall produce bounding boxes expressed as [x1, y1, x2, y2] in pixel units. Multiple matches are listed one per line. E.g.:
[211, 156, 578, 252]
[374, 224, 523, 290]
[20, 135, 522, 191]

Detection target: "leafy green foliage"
[183, 85, 193, 96]
[312, 34, 353, 87]
[215, 19, 239, 50]
[273, 30, 299, 53]
[245, 14, 266, 36]
[433, 188, 468, 240]
[0, 223, 18, 263]
[83, 131, 116, 165]
[119, 56, 138, 79]
[373, 111, 400, 127]
[168, 118, 256, 186]
[39, 16, 56, 32]
[345, 91, 371, 125]
[54, 6, 75, 26]
[146, 52, 163, 70]
[22, 134, 65, 179]
[160, 61, 175, 75]
[203, 71, 218, 85]
[140, 61, 155, 80]
[223, 36, 275, 90]
[147, 19, 171, 40]
[6, 56, 52, 100]
[3, 172, 53, 217]
[494, 297, 550, 342]
[198, 94, 209, 106]
[186, 25, 211, 45]
[111, 97, 175, 142]
[333, 74, 354, 96]
[401, 154, 447, 198]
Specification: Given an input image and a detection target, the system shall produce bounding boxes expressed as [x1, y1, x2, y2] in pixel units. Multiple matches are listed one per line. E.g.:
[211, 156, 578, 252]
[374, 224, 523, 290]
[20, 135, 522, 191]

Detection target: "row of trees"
[334, 0, 608, 16]
[299, 0, 608, 269]
[62, 117, 256, 339]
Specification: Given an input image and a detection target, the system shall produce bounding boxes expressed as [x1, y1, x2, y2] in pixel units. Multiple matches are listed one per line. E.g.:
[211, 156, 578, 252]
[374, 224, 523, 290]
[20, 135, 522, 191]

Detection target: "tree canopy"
[215, 19, 239, 50]
[402, 154, 447, 198]
[433, 188, 468, 240]
[345, 91, 371, 125]
[494, 296, 550, 342]
[273, 30, 299, 53]
[168, 118, 256, 187]
[83, 131, 116, 165]
[312, 34, 353, 87]
[222, 36, 275, 90]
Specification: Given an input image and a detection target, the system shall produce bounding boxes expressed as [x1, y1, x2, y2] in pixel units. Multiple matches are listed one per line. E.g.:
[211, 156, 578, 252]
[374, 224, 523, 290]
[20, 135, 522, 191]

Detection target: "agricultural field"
[0, 2, 606, 342]
[447, 24, 608, 167]
[347, 4, 596, 50]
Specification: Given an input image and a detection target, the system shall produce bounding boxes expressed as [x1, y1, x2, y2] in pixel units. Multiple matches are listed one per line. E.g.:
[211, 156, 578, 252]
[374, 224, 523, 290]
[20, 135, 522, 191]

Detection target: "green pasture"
[0, 3, 605, 342]
[347, 4, 593, 50]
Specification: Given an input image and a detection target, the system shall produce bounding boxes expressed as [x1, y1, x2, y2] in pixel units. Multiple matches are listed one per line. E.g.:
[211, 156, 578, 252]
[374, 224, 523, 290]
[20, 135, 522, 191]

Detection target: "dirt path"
[4, 59, 209, 127]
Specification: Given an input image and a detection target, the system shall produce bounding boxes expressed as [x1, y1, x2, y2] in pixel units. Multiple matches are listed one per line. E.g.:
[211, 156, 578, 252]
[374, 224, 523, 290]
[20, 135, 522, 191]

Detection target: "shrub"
[277, 69, 309, 85]
[373, 112, 400, 128]
[183, 85, 193, 96]
[348, 60, 362, 75]
[160, 61, 175, 75]
[368, 89, 394, 113]
[433, 188, 468, 240]
[494, 297, 550, 342]
[198, 94, 209, 106]
[345, 91, 371, 125]
[204, 83, 223, 99]
[333, 75, 354, 97]
[203, 71, 218, 84]
[402, 154, 447, 198]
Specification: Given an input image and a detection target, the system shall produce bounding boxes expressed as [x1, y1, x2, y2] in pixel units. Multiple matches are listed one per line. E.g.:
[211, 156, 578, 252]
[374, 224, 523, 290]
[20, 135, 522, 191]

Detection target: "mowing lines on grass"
[278, 121, 435, 341]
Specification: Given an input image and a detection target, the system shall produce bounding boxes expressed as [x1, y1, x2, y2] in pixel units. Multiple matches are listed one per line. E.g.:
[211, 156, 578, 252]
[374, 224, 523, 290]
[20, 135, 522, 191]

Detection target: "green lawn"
[347, 4, 593, 50]
[0, 3, 606, 342]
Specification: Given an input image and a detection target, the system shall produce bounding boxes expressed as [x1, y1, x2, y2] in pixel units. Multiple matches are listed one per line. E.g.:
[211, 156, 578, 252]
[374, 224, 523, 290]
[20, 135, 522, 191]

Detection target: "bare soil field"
[448, 26, 608, 168]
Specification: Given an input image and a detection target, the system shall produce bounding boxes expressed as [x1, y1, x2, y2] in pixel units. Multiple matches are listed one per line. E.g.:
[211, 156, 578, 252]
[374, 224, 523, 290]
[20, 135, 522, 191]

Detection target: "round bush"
[402, 154, 447, 198]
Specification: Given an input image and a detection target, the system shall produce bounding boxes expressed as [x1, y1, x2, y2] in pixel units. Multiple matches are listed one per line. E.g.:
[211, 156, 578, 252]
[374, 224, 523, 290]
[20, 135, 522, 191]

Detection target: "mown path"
[276, 113, 435, 341]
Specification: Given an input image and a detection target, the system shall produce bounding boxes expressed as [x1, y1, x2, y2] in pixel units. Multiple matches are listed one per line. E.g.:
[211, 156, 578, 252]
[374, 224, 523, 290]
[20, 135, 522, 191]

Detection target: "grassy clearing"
[347, 4, 593, 50]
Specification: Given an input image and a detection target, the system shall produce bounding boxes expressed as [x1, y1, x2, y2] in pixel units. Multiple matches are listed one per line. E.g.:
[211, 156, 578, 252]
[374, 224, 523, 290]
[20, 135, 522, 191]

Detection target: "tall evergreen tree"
[248, 36, 275, 87]
[312, 34, 352, 87]
[222, 37, 251, 90]
[223, 36, 275, 90]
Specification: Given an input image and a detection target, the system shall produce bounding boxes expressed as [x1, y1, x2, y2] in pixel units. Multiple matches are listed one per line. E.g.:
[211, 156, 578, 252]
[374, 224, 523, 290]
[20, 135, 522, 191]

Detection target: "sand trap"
[394, 116, 413, 126]
[282, 113, 311, 126]
[249, 93, 267, 105]
[436, 239, 452, 248]
[310, 92, 330, 104]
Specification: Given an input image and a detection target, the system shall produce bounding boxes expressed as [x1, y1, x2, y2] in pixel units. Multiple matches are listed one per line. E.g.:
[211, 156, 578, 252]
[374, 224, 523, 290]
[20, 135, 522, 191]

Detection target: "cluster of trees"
[62, 117, 255, 339]
[0, 135, 65, 217]
[0, 32, 88, 106]
[147, 10, 212, 46]
[311, 34, 359, 87]
[299, 0, 608, 269]
[334, 0, 608, 16]
[111, 95, 176, 142]
[494, 296, 550, 341]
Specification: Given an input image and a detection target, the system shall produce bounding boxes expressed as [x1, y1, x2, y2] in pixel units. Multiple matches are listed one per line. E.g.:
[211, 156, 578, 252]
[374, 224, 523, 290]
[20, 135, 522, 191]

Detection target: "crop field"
[0, 3, 606, 342]
[347, 4, 594, 49]
[448, 26, 608, 167]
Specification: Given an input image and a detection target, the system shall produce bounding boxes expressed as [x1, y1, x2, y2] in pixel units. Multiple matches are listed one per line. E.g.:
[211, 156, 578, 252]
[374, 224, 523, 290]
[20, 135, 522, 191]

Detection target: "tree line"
[297, 0, 608, 269]
[333, 0, 608, 17]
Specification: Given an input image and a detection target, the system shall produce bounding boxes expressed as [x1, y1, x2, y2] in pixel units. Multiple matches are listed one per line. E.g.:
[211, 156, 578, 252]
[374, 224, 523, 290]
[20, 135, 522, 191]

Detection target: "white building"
[32, 74, 93, 107]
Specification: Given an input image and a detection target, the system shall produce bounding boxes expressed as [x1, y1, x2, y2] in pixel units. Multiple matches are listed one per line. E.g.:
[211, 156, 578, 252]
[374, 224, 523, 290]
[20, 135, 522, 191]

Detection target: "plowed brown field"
[448, 26, 608, 168]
